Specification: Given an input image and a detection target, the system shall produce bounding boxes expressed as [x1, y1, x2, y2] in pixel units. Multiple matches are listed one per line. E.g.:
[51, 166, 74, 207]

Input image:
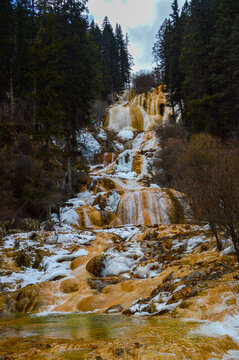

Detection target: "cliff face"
[0, 87, 239, 359]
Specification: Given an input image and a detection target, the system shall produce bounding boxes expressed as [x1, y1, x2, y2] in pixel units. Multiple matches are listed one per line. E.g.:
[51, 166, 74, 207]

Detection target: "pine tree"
[115, 24, 132, 89]
[168, 0, 184, 115]
[101, 16, 120, 92]
[153, 18, 172, 86]
[208, 0, 239, 134]
[153, 0, 185, 116]
[179, 0, 218, 132]
[0, 0, 14, 101]
[230, 16, 239, 128]
[14, 0, 36, 98]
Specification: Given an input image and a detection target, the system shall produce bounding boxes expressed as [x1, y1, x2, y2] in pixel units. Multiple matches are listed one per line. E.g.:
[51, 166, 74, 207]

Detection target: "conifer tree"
[0, 0, 13, 101]
[14, 0, 36, 98]
[101, 16, 120, 92]
[115, 24, 132, 89]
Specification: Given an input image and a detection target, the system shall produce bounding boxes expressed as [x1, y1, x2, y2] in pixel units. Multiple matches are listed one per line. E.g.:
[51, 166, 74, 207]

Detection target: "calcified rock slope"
[1, 87, 239, 359]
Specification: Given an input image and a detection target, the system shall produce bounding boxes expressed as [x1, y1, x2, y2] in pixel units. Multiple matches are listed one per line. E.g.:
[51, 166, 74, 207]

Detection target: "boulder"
[60, 278, 79, 293]
[86, 255, 106, 277]
[105, 304, 123, 314]
[88, 277, 117, 291]
[167, 286, 192, 304]
[15, 284, 53, 313]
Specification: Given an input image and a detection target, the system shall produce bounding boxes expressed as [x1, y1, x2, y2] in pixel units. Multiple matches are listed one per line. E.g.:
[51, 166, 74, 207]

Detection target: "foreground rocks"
[0, 224, 238, 324]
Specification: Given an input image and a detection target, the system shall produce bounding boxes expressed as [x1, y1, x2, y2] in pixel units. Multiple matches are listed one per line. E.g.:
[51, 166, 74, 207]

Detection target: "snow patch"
[118, 129, 134, 141]
[100, 226, 140, 241]
[60, 208, 79, 226]
[114, 150, 134, 173]
[222, 245, 235, 255]
[133, 262, 161, 279]
[77, 130, 101, 160]
[150, 184, 161, 189]
[97, 128, 107, 140]
[105, 191, 121, 214]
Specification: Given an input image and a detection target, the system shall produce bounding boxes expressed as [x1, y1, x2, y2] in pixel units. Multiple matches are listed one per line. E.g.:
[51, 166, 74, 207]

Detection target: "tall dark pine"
[115, 24, 132, 89]
[89, 20, 111, 98]
[208, 0, 239, 134]
[178, 0, 216, 132]
[101, 16, 120, 92]
[168, 0, 184, 115]
[29, 2, 63, 147]
[153, 0, 185, 117]
[0, 0, 13, 102]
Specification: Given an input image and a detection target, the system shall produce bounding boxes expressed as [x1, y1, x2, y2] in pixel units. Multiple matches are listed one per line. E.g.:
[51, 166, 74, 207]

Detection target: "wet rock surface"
[86, 255, 106, 277]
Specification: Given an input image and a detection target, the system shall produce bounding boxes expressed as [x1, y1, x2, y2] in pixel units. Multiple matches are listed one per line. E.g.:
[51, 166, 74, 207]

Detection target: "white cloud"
[87, 0, 185, 72]
[87, 0, 156, 29]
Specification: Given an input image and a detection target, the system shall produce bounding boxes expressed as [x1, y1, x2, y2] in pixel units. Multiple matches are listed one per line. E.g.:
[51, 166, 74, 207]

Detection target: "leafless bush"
[41, 220, 55, 231]
[92, 99, 108, 126]
[173, 133, 239, 257]
[132, 71, 156, 94]
[19, 218, 40, 232]
[32, 250, 44, 270]
[15, 251, 32, 268]
[0, 222, 7, 242]
[153, 124, 186, 187]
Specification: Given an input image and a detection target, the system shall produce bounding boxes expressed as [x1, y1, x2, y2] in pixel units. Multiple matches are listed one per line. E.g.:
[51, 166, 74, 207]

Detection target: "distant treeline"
[153, 0, 239, 136]
[0, 0, 132, 224]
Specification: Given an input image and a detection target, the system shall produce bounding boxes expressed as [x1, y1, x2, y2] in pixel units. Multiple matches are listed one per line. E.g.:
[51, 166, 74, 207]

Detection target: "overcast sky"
[87, 0, 185, 73]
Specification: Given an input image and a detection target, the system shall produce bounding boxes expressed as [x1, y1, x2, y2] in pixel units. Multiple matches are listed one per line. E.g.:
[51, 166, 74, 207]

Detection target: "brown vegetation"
[132, 71, 158, 94]
[157, 126, 239, 260]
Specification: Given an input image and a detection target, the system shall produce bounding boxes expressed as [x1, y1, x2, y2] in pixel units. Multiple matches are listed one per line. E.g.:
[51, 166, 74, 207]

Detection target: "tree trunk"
[179, 100, 184, 119]
[170, 98, 176, 123]
[12, 200, 29, 227]
[10, 69, 14, 122]
[67, 154, 72, 193]
[46, 204, 51, 221]
[209, 222, 222, 251]
[33, 77, 36, 125]
[229, 227, 239, 263]
[57, 205, 62, 227]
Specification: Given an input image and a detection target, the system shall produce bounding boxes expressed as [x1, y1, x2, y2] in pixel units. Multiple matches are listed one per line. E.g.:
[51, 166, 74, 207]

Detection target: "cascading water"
[106, 85, 171, 132]
[70, 86, 188, 229]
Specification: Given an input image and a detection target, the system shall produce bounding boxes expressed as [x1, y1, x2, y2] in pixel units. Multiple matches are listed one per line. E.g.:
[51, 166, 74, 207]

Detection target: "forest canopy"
[153, 0, 239, 137]
[0, 0, 133, 224]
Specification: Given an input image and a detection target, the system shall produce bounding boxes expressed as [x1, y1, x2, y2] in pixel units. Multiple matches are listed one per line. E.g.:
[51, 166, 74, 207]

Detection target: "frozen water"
[77, 130, 101, 160]
[104, 191, 121, 214]
[118, 129, 134, 141]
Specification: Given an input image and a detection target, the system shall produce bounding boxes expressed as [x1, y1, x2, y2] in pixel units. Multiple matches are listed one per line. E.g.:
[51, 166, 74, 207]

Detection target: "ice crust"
[118, 129, 134, 141]
[77, 130, 101, 160]
[0, 230, 93, 291]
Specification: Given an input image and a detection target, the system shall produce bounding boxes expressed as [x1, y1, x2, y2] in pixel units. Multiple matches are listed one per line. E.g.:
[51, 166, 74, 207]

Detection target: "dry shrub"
[91, 99, 108, 126]
[19, 218, 40, 232]
[173, 133, 239, 257]
[153, 124, 186, 187]
[132, 71, 156, 94]
[41, 220, 55, 231]
[0, 222, 7, 242]
[32, 251, 44, 270]
[15, 251, 32, 268]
